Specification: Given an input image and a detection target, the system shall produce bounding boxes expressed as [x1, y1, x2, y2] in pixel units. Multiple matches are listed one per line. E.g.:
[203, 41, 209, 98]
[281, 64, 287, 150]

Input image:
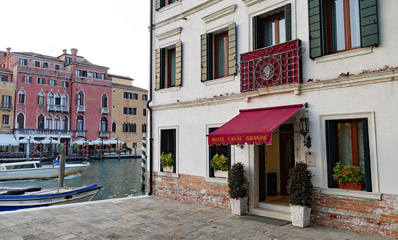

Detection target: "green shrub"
[228, 162, 248, 199]
[210, 154, 229, 171]
[332, 162, 364, 185]
[160, 152, 174, 168]
[287, 162, 313, 207]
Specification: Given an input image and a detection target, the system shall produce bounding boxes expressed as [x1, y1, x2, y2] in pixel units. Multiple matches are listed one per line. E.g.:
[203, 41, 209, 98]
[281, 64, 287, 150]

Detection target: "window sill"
[321, 188, 381, 200]
[203, 75, 235, 86]
[314, 47, 374, 64]
[205, 177, 228, 184]
[157, 86, 181, 93]
[157, 171, 179, 178]
[158, 0, 181, 13]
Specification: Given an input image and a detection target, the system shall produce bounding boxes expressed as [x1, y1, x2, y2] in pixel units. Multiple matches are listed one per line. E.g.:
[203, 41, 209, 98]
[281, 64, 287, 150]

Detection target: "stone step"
[251, 204, 291, 222]
[258, 202, 291, 213]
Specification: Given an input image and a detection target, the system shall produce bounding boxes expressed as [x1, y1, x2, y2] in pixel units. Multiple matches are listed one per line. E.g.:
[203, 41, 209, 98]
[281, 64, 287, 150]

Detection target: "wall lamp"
[300, 116, 312, 149]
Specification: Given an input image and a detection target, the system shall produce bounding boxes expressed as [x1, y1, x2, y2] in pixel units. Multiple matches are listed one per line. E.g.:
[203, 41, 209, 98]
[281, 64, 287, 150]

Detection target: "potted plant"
[210, 154, 229, 178]
[160, 152, 174, 173]
[332, 162, 364, 190]
[287, 162, 313, 227]
[228, 162, 248, 215]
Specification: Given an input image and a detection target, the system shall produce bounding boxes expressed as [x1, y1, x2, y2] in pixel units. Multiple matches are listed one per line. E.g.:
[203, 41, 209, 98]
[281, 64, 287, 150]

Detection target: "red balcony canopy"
[208, 104, 303, 146]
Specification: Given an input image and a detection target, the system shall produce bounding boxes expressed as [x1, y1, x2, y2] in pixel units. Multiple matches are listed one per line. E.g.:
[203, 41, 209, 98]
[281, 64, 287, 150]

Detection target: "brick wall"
[312, 188, 398, 238]
[153, 172, 230, 209]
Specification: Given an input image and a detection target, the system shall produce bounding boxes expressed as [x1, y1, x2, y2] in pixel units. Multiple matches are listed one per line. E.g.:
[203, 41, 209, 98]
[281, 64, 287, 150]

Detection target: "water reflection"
[0, 158, 143, 200]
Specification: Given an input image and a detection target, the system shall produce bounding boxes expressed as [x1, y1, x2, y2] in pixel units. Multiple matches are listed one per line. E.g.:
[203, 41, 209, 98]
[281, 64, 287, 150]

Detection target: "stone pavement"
[0, 195, 393, 240]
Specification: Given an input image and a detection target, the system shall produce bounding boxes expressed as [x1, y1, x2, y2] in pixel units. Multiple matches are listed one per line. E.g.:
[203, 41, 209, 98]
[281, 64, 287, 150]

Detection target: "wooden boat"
[0, 184, 102, 211]
[0, 161, 90, 181]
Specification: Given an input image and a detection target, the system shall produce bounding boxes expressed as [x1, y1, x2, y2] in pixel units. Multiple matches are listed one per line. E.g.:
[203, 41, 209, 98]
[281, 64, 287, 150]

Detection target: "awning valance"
[208, 104, 303, 145]
[0, 134, 19, 146]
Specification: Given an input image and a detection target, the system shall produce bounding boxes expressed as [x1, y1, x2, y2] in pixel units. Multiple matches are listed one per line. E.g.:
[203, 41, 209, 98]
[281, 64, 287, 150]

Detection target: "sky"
[0, 0, 150, 89]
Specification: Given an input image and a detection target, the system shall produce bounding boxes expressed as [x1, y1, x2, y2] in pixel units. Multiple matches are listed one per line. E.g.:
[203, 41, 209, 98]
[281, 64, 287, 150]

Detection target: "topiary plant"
[228, 162, 248, 199]
[287, 162, 313, 207]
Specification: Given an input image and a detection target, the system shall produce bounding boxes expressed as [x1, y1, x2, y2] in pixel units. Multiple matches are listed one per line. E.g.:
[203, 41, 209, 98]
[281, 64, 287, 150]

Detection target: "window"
[155, 42, 182, 89]
[76, 70, 88, 77]
[48, 92, 54, 106]
[49, 79, 56, 86]
[54, 93, 61, 106]
[23, 76, 32, 83]
[133, 93, 138, 100]
[65, 57, 72, 65]
[19, 58, 27, 66]
[77, 116, 84, 131]
[102, 94, 108, 108]
[325, 118, 372, 192]
[123, 123, 128, 133]
[0, 76, 8, 82]
[38, 92, 45, 106]
[46, 115, 53, 129]
[131, 123, 137, 133]
[16, 113, 24, 129]
[142, 94, 148, 101]
[54, 115, 61, 130]
[123, 107, 137, 115]
[201, 23, 237, 81]
[35, 61, 40, 67]
[101, 117, 108, 132]
[18, 90, 25, 104]
[112, 122, 116, 132]
[61, 94, 68, 106]
[2, 95, 11, 109]
[208, 127, 231, 177]
[143, 109, 147, 116]
[142, 123, 147, 133]
[77, 91, 84, 106]
[308, 0, 379, 58]
[62, 81, 69, 88]
[42, 62, 48, 69]
[55, 65, 60, 70]
[100, 73, 105, 80]
[37, 114, 45, 129]
[156, 0, 177, 9]
[2, 115, 9, 126]
[123, 92, 132, 99]
[160, 129, 176, 173]
[37, 77, 45, 84]
[62, 116, 68, 130]
[253, 5, 291, 49]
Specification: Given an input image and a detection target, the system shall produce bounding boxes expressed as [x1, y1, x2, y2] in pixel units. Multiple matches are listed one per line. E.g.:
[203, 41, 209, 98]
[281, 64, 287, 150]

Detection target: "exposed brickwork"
[312, 188, 398, 238]
[153, 172, 230, 209]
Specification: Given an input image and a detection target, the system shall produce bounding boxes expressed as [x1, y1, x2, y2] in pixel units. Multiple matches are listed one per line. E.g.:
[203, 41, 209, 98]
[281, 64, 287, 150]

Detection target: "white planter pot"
[163, 166, 173, 173]
[230, 197, 247, 215]
[290, 205, 311, 227]
[214, 170, 228, 178]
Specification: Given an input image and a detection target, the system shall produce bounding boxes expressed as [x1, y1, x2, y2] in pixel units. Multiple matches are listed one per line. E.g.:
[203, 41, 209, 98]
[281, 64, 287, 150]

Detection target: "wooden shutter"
[359, 0, 379, 47]
[325, 120, 338, 188]
[362, 118, 372, 192]
[160, 48, 166, 89]
[308, 0, 323, 59]
[201, 34, 207, 82]
[156, 0, 165, 10]
[285, 3, 292, 42]
[206, 33, 213, 80]
[228, 22, 237, 76]
[172, 129, 176, 173]
[175, 41, 182, 86]
[155, 49, 161, 90]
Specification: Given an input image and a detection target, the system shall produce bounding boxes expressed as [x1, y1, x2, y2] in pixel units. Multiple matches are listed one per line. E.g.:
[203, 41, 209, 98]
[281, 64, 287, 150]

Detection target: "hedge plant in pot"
[332, 162, 364, 190]
[210, 154, 229, 178]
[228, 162, 248, 215]
[287, 162, 313, 227]
[160, 152, 174, 173]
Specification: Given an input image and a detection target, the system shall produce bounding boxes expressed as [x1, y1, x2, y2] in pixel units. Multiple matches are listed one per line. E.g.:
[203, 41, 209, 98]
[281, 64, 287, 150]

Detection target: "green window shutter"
[160, 48, 166, 89]
[155, 49, 161, 90]
[361, 118, 372, 192]
[308, 0, 323, 59]
[228, 22, 237, 76]
[175, 41, 182, 86]
[156, 0, 160, 10]
[253, 16, 259, 50]
[206, 33, 213, 80]
[285, 3, 292, 42]
[200, 33, 208, 82]
[156, 0, 165, 10]
[325, 120, 339, 188]
[359, 0, 379, 47]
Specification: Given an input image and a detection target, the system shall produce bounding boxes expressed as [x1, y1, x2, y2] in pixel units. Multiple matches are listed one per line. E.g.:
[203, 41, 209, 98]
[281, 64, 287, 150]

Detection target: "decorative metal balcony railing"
[101, 107, 109, 114]
[14, 129, 74, 136]
[1, 103, 12, 110]
[47, 104, 69, 112]
[99, 131, 110, 138]
[240, 39, 304, 92]
[77, 105, 85, 113]
[75, 130, 86, 137]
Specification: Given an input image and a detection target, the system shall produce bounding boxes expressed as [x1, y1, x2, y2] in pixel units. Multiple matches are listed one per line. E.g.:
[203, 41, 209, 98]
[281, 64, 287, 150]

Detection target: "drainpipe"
[146, 0, 154, 196]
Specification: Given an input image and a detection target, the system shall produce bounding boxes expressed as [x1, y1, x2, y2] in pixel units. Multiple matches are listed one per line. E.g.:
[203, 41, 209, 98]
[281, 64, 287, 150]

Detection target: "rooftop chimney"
[71, 48, 78, 62]
[6, 47, 11, 56]
[62, 49, 67, 54]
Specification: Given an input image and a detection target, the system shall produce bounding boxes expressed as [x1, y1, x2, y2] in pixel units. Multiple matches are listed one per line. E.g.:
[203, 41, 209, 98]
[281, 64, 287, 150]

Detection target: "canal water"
[0, 158, 144, 200]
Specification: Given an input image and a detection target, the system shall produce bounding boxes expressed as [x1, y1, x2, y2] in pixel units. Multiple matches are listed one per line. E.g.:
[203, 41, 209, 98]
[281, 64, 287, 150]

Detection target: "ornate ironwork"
[240, 39, 304, 92]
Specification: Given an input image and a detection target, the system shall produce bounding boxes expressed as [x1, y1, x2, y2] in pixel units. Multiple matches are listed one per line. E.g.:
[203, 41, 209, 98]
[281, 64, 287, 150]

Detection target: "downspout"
[146, 0, 154, 196]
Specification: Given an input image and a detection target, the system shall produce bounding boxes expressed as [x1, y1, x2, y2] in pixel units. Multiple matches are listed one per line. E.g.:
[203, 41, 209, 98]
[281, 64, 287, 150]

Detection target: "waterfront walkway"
[0, 195, 392, 240]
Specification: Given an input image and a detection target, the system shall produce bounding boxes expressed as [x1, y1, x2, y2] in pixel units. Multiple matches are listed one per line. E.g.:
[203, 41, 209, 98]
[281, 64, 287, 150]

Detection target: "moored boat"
[0, 184, 102, 211]
[0, 161, 90, 181]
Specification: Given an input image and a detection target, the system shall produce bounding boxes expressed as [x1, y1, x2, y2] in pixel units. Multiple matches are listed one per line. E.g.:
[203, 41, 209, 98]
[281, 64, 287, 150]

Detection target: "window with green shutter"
[156, 0, 178, 10]
[155, 42, 183, 90]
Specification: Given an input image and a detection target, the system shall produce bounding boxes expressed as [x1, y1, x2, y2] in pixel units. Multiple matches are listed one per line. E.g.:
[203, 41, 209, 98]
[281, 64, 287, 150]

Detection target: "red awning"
[208, 104, 303, 145]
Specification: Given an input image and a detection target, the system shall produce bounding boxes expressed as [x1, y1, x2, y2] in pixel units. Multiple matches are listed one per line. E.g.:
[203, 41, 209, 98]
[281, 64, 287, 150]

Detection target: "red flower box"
[338, 182, 362, 191]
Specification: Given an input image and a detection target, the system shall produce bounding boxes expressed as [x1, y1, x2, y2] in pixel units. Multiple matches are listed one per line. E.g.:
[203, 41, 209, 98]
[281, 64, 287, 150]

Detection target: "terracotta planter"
[338, 182, 362, 190]
[214, 170, 228, 178]
[163, 166, 173, 173]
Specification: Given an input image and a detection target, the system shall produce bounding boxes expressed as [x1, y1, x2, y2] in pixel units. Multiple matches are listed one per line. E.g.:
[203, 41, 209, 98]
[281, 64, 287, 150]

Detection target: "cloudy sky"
[0, 0, 150, 89]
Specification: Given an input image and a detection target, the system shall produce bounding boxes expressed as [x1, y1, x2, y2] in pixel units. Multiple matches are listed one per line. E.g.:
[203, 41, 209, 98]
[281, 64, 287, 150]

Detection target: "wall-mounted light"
[300, 116, 311, 149]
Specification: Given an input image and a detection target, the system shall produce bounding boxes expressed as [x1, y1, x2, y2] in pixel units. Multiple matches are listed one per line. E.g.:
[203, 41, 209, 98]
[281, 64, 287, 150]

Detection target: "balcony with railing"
[1, 103, 12, 110]
[101, 107, 109, 114]
[77, 105, 85, 113]
[99, 131, 110, 138]
[47, 104, 69, 112]
[14, 129, 74, 137]
[75, 130, 86, 137]
[240, 39, 303, 92]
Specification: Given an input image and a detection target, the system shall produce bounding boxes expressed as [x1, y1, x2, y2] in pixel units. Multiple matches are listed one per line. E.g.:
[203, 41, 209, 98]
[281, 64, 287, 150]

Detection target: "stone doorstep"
[250, 203, 291, 222]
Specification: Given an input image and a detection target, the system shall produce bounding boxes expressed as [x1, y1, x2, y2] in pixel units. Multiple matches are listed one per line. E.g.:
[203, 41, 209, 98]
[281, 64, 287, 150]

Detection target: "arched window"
[132, 123, 137, 133]
[54, 115, 61, 130]
[55, 93, 61, 106]
[77, 116, 84, 131]
[62, 116, 68, 130]
[101, 117, 108, 132]
[77, 91, 84, 106]
[112, 122, 116, 132]
[48, 92, 54, 106]
[142, 123, 147, 133]
[38, 92, 45, 106]
[61, 94, 68, 106]
[18, 90, 26, 104]
[102, 94, 108, 108]
[46, 115, 53, 129]
[17, 113, 24, 129]
[123, 123, 127, 133]
[38, 114, 45, 129]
